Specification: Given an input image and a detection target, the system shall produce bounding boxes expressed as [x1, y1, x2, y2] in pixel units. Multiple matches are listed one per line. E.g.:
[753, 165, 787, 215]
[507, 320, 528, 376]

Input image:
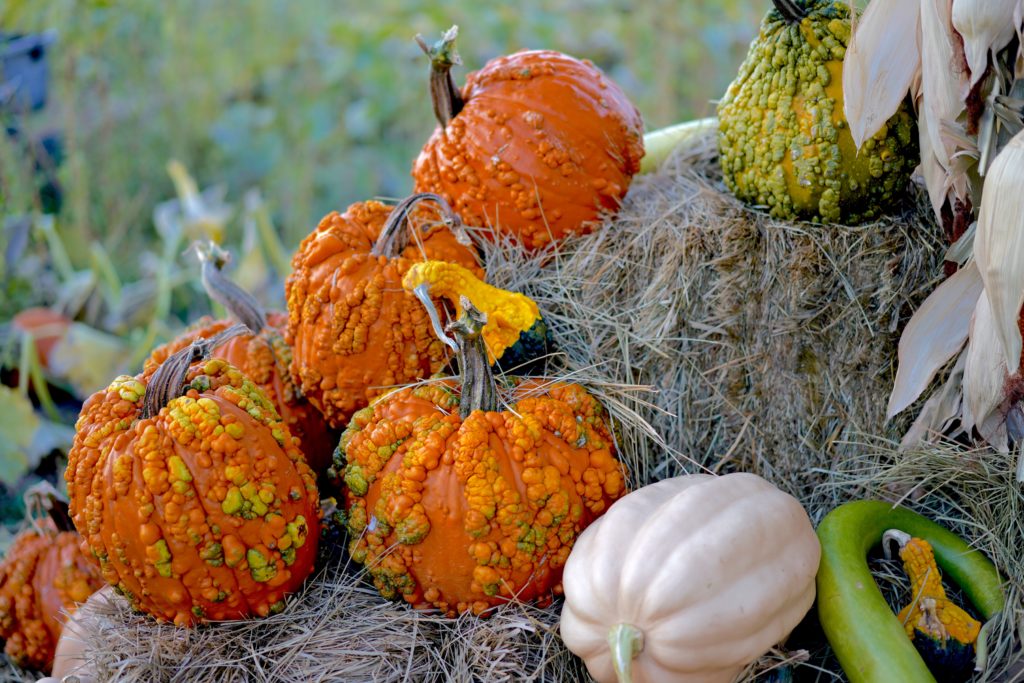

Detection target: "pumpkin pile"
[8, 3, 1024, 682]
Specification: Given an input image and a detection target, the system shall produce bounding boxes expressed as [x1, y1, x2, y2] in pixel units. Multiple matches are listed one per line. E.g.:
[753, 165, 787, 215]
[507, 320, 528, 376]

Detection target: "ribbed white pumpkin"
[559, 473, 820, 683]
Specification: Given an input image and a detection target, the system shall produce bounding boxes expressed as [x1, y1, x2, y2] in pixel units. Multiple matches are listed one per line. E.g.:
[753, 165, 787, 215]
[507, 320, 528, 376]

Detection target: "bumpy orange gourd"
[146, 314, 335, 475]
[286, 193, 481, 429]
[0, 515, 102, 672]
[411, 27, 645, 251]
[66, 336, 320, 627]
[339, 303, 626, 616]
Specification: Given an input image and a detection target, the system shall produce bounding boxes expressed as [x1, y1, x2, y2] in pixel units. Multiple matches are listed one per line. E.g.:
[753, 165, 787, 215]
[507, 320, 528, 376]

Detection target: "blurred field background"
[0, 0, 763, 532]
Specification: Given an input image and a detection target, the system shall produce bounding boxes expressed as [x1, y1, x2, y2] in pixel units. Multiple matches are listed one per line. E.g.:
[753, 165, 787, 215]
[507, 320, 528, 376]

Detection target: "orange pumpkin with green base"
[66, 328, 319, 626]
[339, 301, 626, 616]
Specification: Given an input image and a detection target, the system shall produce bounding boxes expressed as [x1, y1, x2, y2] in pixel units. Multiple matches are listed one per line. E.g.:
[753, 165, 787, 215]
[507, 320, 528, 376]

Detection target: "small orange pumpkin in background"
[339, 300, 626, 616]
[146, 244, 336, 475]
[285, 192, 481, 430]
[66, 329, 319, 626]
[411, 26, 645, 251]
[0, 492, 102, 673]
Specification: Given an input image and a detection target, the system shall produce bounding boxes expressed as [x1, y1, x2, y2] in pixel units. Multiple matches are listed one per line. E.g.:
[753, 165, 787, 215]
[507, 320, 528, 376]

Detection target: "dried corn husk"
[973, 131, 1024, 375]
[963, 293, 1010, 451]
[951, 0, 1019, 86]
[888, 260, 982, 419]
[920, 0, 968, 171]
[843, 0, 921, 148]
[900, 349, 966, 449]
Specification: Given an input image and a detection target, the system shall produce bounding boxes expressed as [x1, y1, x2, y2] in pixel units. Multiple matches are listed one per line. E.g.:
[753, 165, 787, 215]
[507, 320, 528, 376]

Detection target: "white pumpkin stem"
[607, 623, 644, 683]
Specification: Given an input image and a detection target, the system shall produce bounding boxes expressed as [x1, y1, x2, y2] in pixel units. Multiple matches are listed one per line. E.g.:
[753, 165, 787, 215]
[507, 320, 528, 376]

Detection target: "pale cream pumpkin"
[559, 473, 820, 683]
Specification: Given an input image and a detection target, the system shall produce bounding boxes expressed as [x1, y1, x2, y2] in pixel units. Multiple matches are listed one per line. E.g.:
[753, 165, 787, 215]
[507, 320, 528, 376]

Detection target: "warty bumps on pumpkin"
[412, 27, 645, 251]
[0, 518, 102, 672]
[66, 341, 319, 627]
[338, 302, 626, 616]
[145, 314, 335, 476]
[285, 193, 482, 430]
[716, 0, 916, 223]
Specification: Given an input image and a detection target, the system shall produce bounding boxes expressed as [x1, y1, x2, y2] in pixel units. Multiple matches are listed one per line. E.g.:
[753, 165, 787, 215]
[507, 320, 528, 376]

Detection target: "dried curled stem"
[416, 25, 464, 127]
[141, 323, 249, 419]
[371, 192, 464, 258]
[448, 298, 497, 418]
[196, 241, 267, 333]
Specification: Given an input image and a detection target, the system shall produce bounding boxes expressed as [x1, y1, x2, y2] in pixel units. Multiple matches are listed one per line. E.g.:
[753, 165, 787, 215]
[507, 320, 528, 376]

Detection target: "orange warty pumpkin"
[285, 192, 481, 430]
[146, 245, 335, 475]
[0, 501, 102, 672]
[339, 302, 626, 616]
[411, 27, 645, 251]
[66, 332, 320, 626]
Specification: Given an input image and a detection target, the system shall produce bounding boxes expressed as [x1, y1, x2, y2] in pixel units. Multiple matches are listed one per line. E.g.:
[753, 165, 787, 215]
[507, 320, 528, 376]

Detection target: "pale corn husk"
[843, 0, 921, 148]
[962, 292, 1010, 450]
[919, 0, 968, 171]
[900, 349, 966, 448]
[972, 130, 1024, 375]
[951, 0, 1019, 86]
[887, 260, 982, 418]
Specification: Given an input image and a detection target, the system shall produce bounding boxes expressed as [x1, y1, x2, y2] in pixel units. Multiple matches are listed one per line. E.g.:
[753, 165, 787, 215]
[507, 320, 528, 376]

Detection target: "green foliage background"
[2, 0, 763, 267]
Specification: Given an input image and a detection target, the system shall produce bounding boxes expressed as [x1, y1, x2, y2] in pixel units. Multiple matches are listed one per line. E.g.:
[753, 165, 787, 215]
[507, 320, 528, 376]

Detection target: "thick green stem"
[607, 623, 644, 683]
[448, 299, 497, 418]
[640, 117, 718, 174]
[772, 0, 807, 22]
[370, 192, 462, 258]
[196, 241, 267, 334]
[141, 323, 248, 419]
[416, 25, 464, 127]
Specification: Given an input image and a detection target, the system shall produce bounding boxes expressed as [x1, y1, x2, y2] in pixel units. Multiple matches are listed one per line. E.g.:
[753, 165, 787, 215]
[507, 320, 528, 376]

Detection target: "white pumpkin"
[559, 473, 820, 683]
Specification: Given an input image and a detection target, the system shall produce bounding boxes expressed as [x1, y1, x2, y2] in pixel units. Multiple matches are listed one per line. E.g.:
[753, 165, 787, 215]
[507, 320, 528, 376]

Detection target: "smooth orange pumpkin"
[339, 302, 626, 616]
[0, 499, 102, 673]
[66, 331, 320, 626]
[285, 192, 481, 429]
[411, 27, 645, 251]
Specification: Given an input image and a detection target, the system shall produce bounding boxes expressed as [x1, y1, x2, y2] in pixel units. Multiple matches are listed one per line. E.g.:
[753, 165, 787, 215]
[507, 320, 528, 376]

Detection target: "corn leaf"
[888, 260, 982, 419]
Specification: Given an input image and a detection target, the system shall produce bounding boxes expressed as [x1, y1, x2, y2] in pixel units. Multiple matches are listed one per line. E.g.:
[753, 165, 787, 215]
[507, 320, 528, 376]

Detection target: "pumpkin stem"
[141, 323, 249, 419]
[447, 298, 497, 418]
[23, 481, 75, 533]
[607, 623, 644, 683]
[416, 25, 464, 127]
[370, 192, 464, 258]
[771, 0, 807, 22]
[195, 241, 267, 334]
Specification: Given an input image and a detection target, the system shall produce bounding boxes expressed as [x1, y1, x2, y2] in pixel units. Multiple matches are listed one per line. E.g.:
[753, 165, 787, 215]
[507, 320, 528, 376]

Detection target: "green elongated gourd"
[816, 501, 1005, 683]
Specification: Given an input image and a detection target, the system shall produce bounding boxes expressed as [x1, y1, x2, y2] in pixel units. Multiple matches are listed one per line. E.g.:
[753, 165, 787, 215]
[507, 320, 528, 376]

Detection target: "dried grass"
[7, 128, 1022, 682]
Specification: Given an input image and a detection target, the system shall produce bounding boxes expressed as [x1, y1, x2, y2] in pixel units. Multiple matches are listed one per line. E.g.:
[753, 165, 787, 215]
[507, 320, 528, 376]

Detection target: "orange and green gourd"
[0, 500, 102, 672]
[339, 302, 626, 616]
[285, 192, 482, 430]
[146, 244, 335, 475]
[411, 26, 645, 251]
[66, 330, 320, 626]
[402, 260, 551, 373]
[716, 0, 916, 223]
[888, 529, 981, 680]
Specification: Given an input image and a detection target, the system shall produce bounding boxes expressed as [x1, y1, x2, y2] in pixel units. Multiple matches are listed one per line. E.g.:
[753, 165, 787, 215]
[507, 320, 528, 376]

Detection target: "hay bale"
[17, 129, 1018, 682]
[485, 128, 944, 493]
